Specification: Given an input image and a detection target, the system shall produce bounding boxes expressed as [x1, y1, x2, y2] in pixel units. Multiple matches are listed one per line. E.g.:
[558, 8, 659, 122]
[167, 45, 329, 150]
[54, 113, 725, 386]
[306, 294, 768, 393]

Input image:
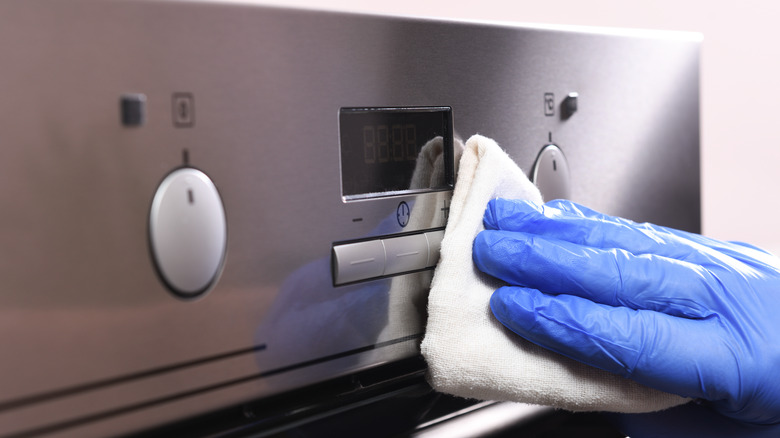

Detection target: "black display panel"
[339, 107, 454, 199]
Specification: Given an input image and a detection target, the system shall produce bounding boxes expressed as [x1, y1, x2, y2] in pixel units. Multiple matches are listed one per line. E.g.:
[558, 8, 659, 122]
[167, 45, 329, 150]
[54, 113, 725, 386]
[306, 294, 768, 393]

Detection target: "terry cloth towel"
[421, 134, 688, 413]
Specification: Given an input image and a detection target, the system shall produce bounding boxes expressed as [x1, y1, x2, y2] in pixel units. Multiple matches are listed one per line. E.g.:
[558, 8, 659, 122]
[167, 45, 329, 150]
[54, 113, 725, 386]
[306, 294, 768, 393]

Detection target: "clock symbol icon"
[396, 201, 410, 228]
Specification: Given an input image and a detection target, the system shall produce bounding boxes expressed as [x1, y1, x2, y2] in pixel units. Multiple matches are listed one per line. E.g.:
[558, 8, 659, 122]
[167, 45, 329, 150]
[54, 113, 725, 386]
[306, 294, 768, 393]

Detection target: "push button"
[332, 229, 446, 286]
[332, 240, 386, 285]
[425, 230, 445, 267]
[383, 234, 429, 276]
[120, 93, 146, 126]
[563, 92, 578, 118]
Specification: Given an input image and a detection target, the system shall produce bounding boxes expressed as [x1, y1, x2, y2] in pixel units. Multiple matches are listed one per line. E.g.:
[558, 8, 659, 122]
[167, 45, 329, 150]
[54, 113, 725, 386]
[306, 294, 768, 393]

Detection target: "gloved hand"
[472, 198, 780, 434]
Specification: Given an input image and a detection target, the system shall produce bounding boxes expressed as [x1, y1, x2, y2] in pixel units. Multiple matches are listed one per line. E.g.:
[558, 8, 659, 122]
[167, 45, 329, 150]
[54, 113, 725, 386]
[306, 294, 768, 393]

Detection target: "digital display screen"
[339, 107, 453, 199]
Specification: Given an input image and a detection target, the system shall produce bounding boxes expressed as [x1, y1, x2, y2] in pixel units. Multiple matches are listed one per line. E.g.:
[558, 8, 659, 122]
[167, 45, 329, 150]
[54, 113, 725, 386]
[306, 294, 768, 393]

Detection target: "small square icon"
[544, 92, 555, 116]
[172, 92, 195, 127]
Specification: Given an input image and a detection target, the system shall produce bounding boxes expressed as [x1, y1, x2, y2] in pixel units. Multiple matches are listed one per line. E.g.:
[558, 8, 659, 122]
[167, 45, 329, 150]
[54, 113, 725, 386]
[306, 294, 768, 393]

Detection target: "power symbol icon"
[397, 201, 410, 228]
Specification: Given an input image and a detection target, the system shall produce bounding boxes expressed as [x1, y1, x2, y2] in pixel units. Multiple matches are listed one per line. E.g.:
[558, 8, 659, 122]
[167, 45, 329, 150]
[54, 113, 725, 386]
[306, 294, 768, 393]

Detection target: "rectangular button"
[120, 93, 146, 126]
[383, 234, 429, 276]
[425, 230, 445, 267]
[332, 240, 386, 285]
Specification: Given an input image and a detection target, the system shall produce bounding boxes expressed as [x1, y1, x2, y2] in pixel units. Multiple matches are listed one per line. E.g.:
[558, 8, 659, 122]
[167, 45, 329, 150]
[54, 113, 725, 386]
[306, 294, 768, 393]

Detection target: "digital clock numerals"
[362, 124, 418, 164]
[339, 107, 451, 198]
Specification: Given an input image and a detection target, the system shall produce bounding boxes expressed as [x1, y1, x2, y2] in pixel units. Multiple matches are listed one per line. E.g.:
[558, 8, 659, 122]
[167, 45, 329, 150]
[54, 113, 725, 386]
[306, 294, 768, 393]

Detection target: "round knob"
[532, 144, 571, 201]
[149, 168, 227, 298]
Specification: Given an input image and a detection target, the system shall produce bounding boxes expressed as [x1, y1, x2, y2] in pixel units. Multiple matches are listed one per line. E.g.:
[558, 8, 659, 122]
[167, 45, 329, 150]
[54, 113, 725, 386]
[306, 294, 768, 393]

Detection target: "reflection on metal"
[413, 402, 551, 438]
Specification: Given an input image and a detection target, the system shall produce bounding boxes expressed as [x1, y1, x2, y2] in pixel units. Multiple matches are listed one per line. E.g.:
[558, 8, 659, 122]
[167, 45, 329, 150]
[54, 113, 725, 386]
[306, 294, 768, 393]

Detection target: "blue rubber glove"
[473, 198, 780, 433]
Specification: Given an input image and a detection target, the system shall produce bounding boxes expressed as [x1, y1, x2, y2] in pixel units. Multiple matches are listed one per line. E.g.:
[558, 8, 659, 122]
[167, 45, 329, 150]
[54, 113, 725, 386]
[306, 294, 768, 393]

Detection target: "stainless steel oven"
[0, 1, 700, 436]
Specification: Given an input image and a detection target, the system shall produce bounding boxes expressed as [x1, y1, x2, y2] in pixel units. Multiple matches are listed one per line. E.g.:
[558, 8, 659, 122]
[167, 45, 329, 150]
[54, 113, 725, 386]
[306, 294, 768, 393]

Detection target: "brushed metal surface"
[0, 1, 700, 435]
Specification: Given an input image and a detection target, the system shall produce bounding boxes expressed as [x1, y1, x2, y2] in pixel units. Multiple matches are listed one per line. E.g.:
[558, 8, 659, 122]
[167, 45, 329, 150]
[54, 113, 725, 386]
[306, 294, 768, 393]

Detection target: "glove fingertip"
[489, 286, 510, 321]
[484, 198, 544, 231]
[473, 231, 519, 282]
[472, 231, 490, 270]
[490, 286, 536, 331]
[483, 199, 501, 230]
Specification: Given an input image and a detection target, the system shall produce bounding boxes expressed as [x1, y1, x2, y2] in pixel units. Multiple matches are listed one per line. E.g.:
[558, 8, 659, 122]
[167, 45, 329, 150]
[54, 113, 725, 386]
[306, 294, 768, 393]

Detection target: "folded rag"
[421, 134, 688, 412]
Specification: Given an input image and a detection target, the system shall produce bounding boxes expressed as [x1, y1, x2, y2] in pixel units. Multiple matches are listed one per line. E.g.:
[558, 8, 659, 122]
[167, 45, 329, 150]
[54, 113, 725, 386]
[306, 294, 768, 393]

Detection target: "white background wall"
[255, 0, 780, 251]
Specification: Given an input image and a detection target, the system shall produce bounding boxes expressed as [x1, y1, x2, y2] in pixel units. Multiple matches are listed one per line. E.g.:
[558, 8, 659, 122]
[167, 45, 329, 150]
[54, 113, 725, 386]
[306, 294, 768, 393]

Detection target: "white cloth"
[421, 134, 688, 412]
